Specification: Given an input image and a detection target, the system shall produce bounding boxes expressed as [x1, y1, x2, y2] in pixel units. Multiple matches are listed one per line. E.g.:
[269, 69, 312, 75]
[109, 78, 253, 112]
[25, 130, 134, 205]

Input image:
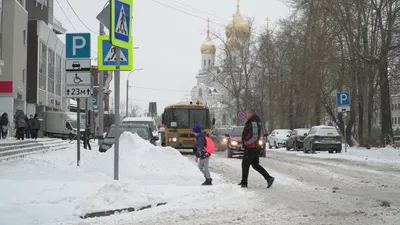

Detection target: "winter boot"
[202, 178, 212, 185]
[267, 177, 275, 188]
[238, 181, 248, 188]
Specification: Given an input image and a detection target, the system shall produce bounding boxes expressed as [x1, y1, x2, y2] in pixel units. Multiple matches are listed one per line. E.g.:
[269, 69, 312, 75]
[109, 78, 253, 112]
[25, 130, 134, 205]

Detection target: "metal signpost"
[96, 0, 133, 180]
[65, 33, 92, 166]
[336, 92, 350, 152]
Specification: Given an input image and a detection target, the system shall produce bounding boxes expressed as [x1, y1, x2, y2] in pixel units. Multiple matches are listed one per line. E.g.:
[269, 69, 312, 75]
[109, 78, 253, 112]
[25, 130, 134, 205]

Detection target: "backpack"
[204, 136, 215, 153]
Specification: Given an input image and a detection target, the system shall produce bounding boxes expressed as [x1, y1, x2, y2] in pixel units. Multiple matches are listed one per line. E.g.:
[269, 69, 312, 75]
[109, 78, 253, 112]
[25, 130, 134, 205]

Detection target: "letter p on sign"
[65, 33, 91, 59]
[72, 36, 86, 56]
[336, 92, 350, 106]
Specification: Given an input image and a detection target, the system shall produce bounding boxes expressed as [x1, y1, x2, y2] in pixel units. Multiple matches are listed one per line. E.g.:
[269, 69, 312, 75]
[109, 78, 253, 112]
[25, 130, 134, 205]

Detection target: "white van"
[121, 117, 158, 136]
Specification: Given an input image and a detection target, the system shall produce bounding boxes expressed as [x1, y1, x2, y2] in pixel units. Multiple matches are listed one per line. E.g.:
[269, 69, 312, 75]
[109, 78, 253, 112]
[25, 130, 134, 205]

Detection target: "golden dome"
[200, 19, 216, 54]
[225, 0, 250, 40]
[226, 35, 241, 50]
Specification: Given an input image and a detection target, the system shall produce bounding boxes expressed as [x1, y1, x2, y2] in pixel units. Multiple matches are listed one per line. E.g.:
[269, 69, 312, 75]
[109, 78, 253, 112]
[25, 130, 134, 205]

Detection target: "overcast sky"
[55, 0, 290, 114]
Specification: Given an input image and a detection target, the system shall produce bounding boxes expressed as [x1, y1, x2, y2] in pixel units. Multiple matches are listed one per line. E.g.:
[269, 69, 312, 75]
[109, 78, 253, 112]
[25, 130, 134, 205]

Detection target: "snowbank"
[270, 146, 400, 165]
[0, 133, 242, 225]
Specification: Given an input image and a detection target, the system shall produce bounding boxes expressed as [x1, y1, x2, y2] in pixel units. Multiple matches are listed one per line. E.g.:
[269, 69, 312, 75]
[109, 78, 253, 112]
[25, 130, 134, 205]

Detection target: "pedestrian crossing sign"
[110, 0, 133, 49]
[97, 35, 134, 71]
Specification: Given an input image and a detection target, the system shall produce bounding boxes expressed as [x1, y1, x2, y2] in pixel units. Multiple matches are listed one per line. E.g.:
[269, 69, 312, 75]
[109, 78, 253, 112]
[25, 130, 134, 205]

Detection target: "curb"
[80, 202, 167, 219]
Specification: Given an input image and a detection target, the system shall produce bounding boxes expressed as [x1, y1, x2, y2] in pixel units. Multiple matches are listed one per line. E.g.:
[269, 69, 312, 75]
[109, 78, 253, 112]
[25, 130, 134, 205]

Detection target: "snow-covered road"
[1, 136, 400, 225]
[134, 149, 400, 225]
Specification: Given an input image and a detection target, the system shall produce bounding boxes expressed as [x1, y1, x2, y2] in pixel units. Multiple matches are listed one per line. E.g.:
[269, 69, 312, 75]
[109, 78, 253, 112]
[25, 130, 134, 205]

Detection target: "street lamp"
[126, 68, 144, 117]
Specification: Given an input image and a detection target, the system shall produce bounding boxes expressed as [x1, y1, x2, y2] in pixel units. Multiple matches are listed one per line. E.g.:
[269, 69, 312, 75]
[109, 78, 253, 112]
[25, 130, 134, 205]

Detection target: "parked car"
[226, 126, 266, 158]
[122, 117, 158, 137]
[210, 128, 232, 151]
[286, 128, 310, 151]
[303, 125, 342, 154]
[268, 129, 292, 149]
[99, 124, 159, 152]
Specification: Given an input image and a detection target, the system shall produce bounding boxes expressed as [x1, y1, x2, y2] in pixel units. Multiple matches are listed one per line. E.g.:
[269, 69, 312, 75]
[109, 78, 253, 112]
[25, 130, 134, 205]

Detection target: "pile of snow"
[82, 132, 203, 185]
[0, 133, 245, 225]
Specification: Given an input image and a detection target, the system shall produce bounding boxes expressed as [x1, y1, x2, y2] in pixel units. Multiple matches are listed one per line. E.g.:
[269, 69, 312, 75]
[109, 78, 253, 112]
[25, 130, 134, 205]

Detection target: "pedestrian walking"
[0, 112, 9, 139]
[84, 127, 92, 150]
[14, 106, 27, 140]
[26, 115, 33, 138]
[192, 124, 213, 185]
[31, 114, 40, 139]
[238, 109, 275, 188]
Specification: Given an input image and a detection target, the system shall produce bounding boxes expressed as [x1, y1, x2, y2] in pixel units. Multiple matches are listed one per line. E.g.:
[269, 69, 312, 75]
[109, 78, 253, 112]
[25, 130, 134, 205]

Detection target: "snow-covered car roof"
[122, 117, 155, 122]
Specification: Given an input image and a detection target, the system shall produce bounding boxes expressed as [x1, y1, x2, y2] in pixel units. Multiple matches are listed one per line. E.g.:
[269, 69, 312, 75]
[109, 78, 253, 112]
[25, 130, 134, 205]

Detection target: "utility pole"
[125, 68, 143, 117]
[126, 79, 129, 118]
[97, 22, 105, 144]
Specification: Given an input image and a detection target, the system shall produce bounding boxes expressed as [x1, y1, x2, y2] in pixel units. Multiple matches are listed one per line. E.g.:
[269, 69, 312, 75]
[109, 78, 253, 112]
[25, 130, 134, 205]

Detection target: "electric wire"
[55, 0, 77, 32]
[65, 0, 99, 35]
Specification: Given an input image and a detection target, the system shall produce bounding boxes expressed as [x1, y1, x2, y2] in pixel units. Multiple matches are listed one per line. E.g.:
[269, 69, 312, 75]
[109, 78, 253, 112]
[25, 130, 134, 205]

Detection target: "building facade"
[0, 0, 28, 118]
[191, 2, 250, 126]
[0, 0, 4, 76]
[26, 0, 67, 117]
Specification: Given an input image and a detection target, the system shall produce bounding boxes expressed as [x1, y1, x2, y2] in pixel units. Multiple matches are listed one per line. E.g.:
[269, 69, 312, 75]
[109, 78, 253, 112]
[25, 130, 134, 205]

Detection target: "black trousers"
[17, 128, 25, 140]
[31, 129, 39, 139]
[85, 139, 91, 150]
[241, 147, 271, 183]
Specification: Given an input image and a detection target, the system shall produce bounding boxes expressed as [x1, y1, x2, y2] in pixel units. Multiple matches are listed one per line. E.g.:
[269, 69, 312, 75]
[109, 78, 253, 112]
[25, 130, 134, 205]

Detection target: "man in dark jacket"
[239, 109, 274, 188]
[31, 114, 41, 139]
[0, 112, 9, 139]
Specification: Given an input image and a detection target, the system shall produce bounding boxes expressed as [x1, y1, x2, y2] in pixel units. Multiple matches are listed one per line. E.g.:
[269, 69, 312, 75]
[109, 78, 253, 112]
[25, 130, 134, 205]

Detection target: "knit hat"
[192, 124, 201, 133]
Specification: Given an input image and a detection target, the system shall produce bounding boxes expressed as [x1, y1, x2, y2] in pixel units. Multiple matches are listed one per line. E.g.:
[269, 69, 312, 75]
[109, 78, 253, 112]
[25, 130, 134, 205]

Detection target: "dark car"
[99, 124, 159, 152]
[210, 128, 232, 151]
[303, 125, 342, 154]
[286, 128, 310, 151]
[226, 126, 266, 158]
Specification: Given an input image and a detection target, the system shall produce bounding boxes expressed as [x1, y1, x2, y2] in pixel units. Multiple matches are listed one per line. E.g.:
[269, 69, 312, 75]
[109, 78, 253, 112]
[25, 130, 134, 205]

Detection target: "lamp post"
[126, 68, 144, 117]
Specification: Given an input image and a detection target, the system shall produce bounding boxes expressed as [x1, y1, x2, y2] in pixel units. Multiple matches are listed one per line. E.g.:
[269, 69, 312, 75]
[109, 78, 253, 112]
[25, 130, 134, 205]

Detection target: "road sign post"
[77, 98, 81, 166]
[336, 92, 350, 152]
[97, 22, 105, 145]
[109, 0, 133, 181]
[65, 33, 92, 166]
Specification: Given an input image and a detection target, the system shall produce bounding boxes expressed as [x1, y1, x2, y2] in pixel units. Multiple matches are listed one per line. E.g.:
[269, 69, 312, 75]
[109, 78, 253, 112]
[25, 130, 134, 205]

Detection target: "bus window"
[170, 109, 189, 127]
[190, 109, 209, 128]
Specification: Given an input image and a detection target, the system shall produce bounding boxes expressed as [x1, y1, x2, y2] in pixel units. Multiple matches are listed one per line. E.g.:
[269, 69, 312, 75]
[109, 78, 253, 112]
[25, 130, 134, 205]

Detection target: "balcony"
[50, 16, 67, 34]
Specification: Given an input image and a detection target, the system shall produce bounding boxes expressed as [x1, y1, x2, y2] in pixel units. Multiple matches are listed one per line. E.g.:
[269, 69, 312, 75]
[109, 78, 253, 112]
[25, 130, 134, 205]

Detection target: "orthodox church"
[190, 1, 251, 127]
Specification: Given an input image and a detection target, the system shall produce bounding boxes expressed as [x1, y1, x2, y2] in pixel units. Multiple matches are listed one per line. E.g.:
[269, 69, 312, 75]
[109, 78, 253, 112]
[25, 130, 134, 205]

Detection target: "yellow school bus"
[161, 101, 215, 151]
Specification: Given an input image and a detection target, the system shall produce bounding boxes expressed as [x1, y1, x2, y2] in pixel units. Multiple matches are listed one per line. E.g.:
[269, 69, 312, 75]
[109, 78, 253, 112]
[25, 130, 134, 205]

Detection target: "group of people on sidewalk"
[0, 106, 40, 140]
[192, 108, 275, 188]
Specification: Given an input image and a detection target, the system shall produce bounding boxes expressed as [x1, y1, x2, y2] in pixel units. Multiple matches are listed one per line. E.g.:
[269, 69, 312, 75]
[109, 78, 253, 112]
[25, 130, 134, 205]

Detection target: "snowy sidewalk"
[0, 133, 253, 225]
[268, 146, 400, 166]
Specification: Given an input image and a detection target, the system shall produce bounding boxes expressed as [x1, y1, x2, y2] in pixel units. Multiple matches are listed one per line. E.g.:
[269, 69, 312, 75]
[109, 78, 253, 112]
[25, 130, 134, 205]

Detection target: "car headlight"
[222, 138, 228, 143]
[258, 140, 263, 145]
[231, 141, 238, 146]
[172, 137, 177, 142]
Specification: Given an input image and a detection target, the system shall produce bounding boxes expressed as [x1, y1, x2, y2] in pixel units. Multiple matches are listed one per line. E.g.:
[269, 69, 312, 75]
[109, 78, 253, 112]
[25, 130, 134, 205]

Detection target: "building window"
[396, 104, 398, 111]
[395, 117, 397, 125]
[23, 30, 26, 46]
[55, 55, 61, 96]
[39, 41, 47, 90]
[22, 69, 25, 85]
[47, 48, 55, 93]
[203, 59, 206, 67]
[208, 59, 211, 66]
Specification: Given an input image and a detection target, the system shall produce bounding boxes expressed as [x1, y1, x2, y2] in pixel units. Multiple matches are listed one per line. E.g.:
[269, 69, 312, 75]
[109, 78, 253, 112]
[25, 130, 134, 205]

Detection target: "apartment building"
[0, 0, 28, 118]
